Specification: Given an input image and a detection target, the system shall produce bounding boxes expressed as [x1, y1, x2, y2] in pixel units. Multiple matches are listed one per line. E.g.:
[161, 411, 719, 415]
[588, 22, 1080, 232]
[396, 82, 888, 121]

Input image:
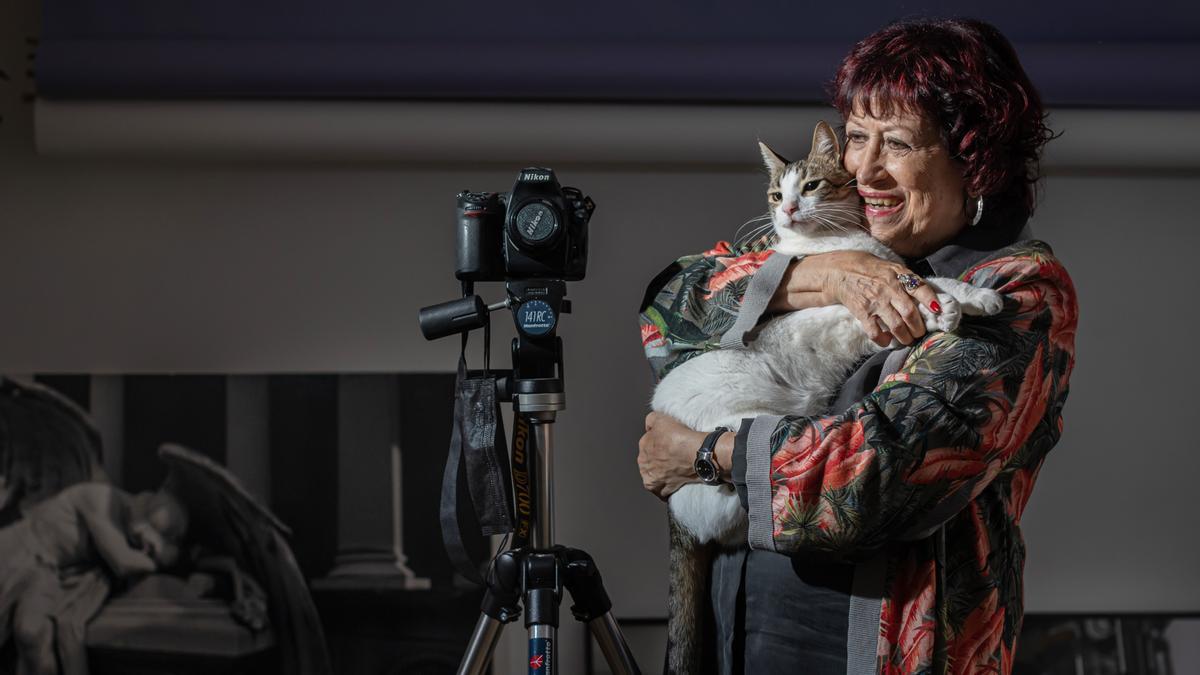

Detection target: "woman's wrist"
[714, 432, 736, 482]
[767, 254, 836, 313]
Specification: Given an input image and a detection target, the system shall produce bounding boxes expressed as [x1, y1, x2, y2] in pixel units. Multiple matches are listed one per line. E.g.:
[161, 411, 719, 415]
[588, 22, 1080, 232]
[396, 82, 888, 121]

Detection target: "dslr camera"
[456, 168, 594, 281]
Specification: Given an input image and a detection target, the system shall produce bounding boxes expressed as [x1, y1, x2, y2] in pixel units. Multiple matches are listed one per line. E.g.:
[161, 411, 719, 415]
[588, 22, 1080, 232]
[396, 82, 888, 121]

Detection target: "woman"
[638, 18, 1076, 675]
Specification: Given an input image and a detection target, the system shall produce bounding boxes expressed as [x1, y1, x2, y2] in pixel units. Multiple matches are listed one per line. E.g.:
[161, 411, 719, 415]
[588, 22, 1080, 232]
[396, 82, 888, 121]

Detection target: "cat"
[651, 120, 1004, 672]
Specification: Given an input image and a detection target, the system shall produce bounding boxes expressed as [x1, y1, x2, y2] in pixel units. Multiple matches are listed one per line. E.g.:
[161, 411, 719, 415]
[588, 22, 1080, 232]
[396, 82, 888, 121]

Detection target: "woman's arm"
[640, 237, 781, 380]
[770, 250, 943, 346]
[641, 240, 940, 381]
[739, 243, 1077, 555]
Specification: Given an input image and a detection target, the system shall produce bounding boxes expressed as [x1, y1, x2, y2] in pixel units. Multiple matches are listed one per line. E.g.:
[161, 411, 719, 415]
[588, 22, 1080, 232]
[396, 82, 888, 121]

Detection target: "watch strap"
[696, 426, 732, 485]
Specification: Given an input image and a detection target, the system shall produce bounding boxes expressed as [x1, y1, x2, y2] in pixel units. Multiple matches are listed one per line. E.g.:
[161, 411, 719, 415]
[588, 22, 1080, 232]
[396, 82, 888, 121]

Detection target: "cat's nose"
[781, 202, 798, 216]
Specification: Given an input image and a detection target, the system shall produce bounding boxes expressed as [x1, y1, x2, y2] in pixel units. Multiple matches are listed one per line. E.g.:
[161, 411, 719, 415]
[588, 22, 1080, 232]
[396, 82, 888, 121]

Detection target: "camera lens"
[513, 202, 559, 246]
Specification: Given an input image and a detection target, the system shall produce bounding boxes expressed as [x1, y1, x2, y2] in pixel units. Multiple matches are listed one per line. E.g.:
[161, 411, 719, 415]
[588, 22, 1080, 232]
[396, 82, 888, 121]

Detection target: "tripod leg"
[528, 624, 556, 675]
[561, 548, 642, 675]
[524, 551, 562, 674]
[456, 549, 524, 675]
[458, 616, 506, 675]
[588, 612, 641, 675]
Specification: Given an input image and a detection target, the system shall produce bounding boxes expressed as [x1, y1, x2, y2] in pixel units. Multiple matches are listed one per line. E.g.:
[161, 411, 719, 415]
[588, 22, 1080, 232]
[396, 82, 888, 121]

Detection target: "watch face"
[694, 457, 717, 483]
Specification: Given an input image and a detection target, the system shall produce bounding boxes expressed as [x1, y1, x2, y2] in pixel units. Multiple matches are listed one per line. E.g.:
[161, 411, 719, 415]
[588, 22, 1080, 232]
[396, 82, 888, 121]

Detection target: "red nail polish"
[930, 301, 941, 314]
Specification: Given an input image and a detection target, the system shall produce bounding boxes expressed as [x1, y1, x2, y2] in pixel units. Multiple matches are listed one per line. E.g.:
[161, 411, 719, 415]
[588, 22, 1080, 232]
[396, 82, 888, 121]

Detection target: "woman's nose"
[855, 145, 887, 188]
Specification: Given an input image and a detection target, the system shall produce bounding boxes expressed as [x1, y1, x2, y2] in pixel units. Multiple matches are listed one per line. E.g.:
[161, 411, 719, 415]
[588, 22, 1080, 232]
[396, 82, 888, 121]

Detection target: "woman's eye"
[803, 180, 822, 192]
[769, 192, 782, 201]
[886, 138, 912, 151]
[846, 133, 866, 144]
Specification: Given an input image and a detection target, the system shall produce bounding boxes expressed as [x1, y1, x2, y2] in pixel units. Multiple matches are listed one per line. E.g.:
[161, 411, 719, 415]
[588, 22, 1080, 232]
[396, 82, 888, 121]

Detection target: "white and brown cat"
[651, 121, 1003, 672]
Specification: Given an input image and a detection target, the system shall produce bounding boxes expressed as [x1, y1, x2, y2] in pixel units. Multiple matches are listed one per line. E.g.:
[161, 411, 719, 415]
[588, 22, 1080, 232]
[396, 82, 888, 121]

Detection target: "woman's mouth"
[861, 193, 904, 218]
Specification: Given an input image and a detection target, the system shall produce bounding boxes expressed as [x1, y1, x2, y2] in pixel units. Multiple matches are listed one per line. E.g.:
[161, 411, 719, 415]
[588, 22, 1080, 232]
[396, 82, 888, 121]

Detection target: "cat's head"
[759, 121, 861, 242]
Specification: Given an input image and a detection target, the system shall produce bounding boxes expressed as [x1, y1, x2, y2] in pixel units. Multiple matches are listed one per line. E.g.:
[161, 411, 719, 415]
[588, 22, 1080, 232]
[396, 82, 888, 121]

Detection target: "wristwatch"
[694, 427, 733, 486]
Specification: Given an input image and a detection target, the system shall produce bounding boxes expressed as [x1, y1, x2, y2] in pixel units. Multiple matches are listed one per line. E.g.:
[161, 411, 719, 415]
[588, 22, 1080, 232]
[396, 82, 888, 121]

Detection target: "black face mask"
[441, 332, 515, 585]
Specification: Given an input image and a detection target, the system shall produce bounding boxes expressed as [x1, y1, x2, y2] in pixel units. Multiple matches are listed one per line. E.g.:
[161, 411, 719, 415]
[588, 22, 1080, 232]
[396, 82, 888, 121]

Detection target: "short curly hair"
[832, 18, 1054, 214]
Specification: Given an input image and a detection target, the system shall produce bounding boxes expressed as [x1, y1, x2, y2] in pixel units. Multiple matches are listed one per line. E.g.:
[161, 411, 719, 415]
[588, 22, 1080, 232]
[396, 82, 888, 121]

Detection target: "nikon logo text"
[522, 173, 552, 182]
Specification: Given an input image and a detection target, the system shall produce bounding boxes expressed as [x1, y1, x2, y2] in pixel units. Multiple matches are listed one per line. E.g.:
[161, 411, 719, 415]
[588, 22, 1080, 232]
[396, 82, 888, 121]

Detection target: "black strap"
[440, 336, 516, 585]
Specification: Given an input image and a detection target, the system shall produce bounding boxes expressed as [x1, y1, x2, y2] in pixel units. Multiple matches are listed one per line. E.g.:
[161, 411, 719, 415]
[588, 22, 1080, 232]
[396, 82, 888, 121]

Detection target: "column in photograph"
[89, 375, 124, 484]
[226, 375, 271, 504]
[327, 373, 429, 588]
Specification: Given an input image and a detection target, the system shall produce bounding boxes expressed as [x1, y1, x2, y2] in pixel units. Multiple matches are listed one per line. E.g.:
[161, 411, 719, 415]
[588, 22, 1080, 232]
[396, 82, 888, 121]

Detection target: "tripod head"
[418, 278, 569, 415]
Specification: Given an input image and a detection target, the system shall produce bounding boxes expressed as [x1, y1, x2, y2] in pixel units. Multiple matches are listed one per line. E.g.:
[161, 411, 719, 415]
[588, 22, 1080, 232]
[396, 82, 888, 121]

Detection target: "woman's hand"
[638, 412, 706, 500]
[770, 251, 942, 347]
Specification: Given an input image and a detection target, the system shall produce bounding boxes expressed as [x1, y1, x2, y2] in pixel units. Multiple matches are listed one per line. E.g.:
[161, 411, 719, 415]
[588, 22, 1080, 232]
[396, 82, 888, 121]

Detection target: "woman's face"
[843, 104, 969, 258]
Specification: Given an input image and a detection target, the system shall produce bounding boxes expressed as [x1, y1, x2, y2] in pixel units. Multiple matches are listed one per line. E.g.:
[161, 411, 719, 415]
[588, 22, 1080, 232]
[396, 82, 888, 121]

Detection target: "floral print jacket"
[639, 230, 1078, 674]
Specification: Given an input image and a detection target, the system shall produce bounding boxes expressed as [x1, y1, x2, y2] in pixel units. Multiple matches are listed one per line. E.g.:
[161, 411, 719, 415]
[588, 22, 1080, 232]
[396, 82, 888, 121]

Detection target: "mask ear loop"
[483, 310, 491, 375]
[459, 281, 473, 371]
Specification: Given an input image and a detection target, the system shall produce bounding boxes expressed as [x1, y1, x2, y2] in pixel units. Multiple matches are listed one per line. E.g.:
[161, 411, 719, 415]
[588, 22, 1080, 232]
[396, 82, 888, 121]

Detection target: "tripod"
[423, 279, 641, 675]
[456, 390, 641, 675]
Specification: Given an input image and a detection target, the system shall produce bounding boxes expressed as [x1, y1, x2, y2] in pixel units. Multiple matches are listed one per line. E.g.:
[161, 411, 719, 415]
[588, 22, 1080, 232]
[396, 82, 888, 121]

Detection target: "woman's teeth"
[864, 197, 901, 207]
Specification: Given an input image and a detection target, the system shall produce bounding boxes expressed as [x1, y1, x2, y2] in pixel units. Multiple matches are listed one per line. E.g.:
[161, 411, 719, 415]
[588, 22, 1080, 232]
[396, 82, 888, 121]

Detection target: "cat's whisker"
[818, 209, 863, 222]
[733, 212, 773, 241]
[736, 221, 776, 247]
[813, 208, 859, 219]
[748, 221, 774, 236]
[809, 214, 855, 233]
[816, 205, 866, 216]
[736, 221, 768, 237]
[814, 208, 866, 225]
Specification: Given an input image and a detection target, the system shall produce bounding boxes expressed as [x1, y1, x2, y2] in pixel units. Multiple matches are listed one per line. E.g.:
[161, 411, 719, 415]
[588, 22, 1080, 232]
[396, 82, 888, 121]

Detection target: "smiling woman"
[834, 19, 1054, 260]
[844, 111, 969, 258]
[638, 18, 1076, 675]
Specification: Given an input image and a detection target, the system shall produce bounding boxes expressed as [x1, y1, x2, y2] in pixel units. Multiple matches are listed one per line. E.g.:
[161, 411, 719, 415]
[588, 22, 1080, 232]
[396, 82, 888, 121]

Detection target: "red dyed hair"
[832, 18, 1054, 214]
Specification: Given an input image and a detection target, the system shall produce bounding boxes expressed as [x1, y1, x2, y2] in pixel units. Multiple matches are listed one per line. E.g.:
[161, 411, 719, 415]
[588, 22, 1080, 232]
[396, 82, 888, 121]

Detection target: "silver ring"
[897, 273, 924, 291]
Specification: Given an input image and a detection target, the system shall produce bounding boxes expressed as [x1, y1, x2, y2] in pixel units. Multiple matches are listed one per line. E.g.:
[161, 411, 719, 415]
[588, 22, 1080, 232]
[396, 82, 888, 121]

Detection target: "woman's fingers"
[638, 415, 676, 501]
[890, 293, 927, 342]
[907, 282, 941, 315]
[638, 413, 708, 500]
[636, 431, 664, 499]
[834, 259, 935, 346]
[846, 304, 893, 347]
[874, 305, 916, 346]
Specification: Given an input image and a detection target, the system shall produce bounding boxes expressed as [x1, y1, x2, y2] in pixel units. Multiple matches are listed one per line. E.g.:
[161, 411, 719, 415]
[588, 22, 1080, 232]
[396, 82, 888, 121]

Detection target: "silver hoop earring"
[970, 195, 984, 227]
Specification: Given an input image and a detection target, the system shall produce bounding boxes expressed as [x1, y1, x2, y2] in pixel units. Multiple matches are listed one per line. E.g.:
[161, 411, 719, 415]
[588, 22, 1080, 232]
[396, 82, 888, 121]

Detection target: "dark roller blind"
[37, 1, 1200, 106]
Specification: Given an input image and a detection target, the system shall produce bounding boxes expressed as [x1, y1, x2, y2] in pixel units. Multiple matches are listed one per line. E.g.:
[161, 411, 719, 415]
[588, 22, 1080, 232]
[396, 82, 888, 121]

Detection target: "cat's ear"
[758, 141, 789, 176]
[810, 121, 841, 160]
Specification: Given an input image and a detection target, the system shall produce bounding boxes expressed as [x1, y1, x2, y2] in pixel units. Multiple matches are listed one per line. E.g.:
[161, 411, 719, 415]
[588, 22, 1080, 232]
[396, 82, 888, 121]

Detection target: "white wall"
[5, 2, 1200, 672]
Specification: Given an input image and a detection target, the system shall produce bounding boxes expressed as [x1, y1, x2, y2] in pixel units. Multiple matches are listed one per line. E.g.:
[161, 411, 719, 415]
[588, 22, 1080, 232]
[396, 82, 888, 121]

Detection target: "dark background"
[36, 0, 1200, 106]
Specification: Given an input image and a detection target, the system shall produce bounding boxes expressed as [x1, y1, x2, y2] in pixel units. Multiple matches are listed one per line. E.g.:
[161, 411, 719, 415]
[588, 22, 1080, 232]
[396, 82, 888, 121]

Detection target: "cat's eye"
[769, 191, 782, 201]
[803, 180, 822, 192]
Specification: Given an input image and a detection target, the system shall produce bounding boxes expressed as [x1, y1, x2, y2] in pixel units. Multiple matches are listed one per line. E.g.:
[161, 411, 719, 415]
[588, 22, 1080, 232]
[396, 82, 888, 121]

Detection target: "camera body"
[456, 168, 593, 282]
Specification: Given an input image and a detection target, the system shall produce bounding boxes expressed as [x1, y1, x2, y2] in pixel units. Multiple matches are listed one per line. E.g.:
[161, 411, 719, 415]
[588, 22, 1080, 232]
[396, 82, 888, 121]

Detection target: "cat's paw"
[921, 293, 961, 333]
[960, 288, 1004, 316]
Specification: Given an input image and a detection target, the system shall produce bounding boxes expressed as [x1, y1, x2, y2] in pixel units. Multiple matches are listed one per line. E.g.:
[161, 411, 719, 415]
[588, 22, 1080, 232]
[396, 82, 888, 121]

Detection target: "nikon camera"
[455, 168, 594, 281]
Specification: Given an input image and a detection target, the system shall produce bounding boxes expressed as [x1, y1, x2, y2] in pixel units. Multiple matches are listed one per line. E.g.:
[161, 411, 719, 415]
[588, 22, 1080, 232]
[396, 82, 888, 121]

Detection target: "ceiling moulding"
[34, 99, 1200, 171]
